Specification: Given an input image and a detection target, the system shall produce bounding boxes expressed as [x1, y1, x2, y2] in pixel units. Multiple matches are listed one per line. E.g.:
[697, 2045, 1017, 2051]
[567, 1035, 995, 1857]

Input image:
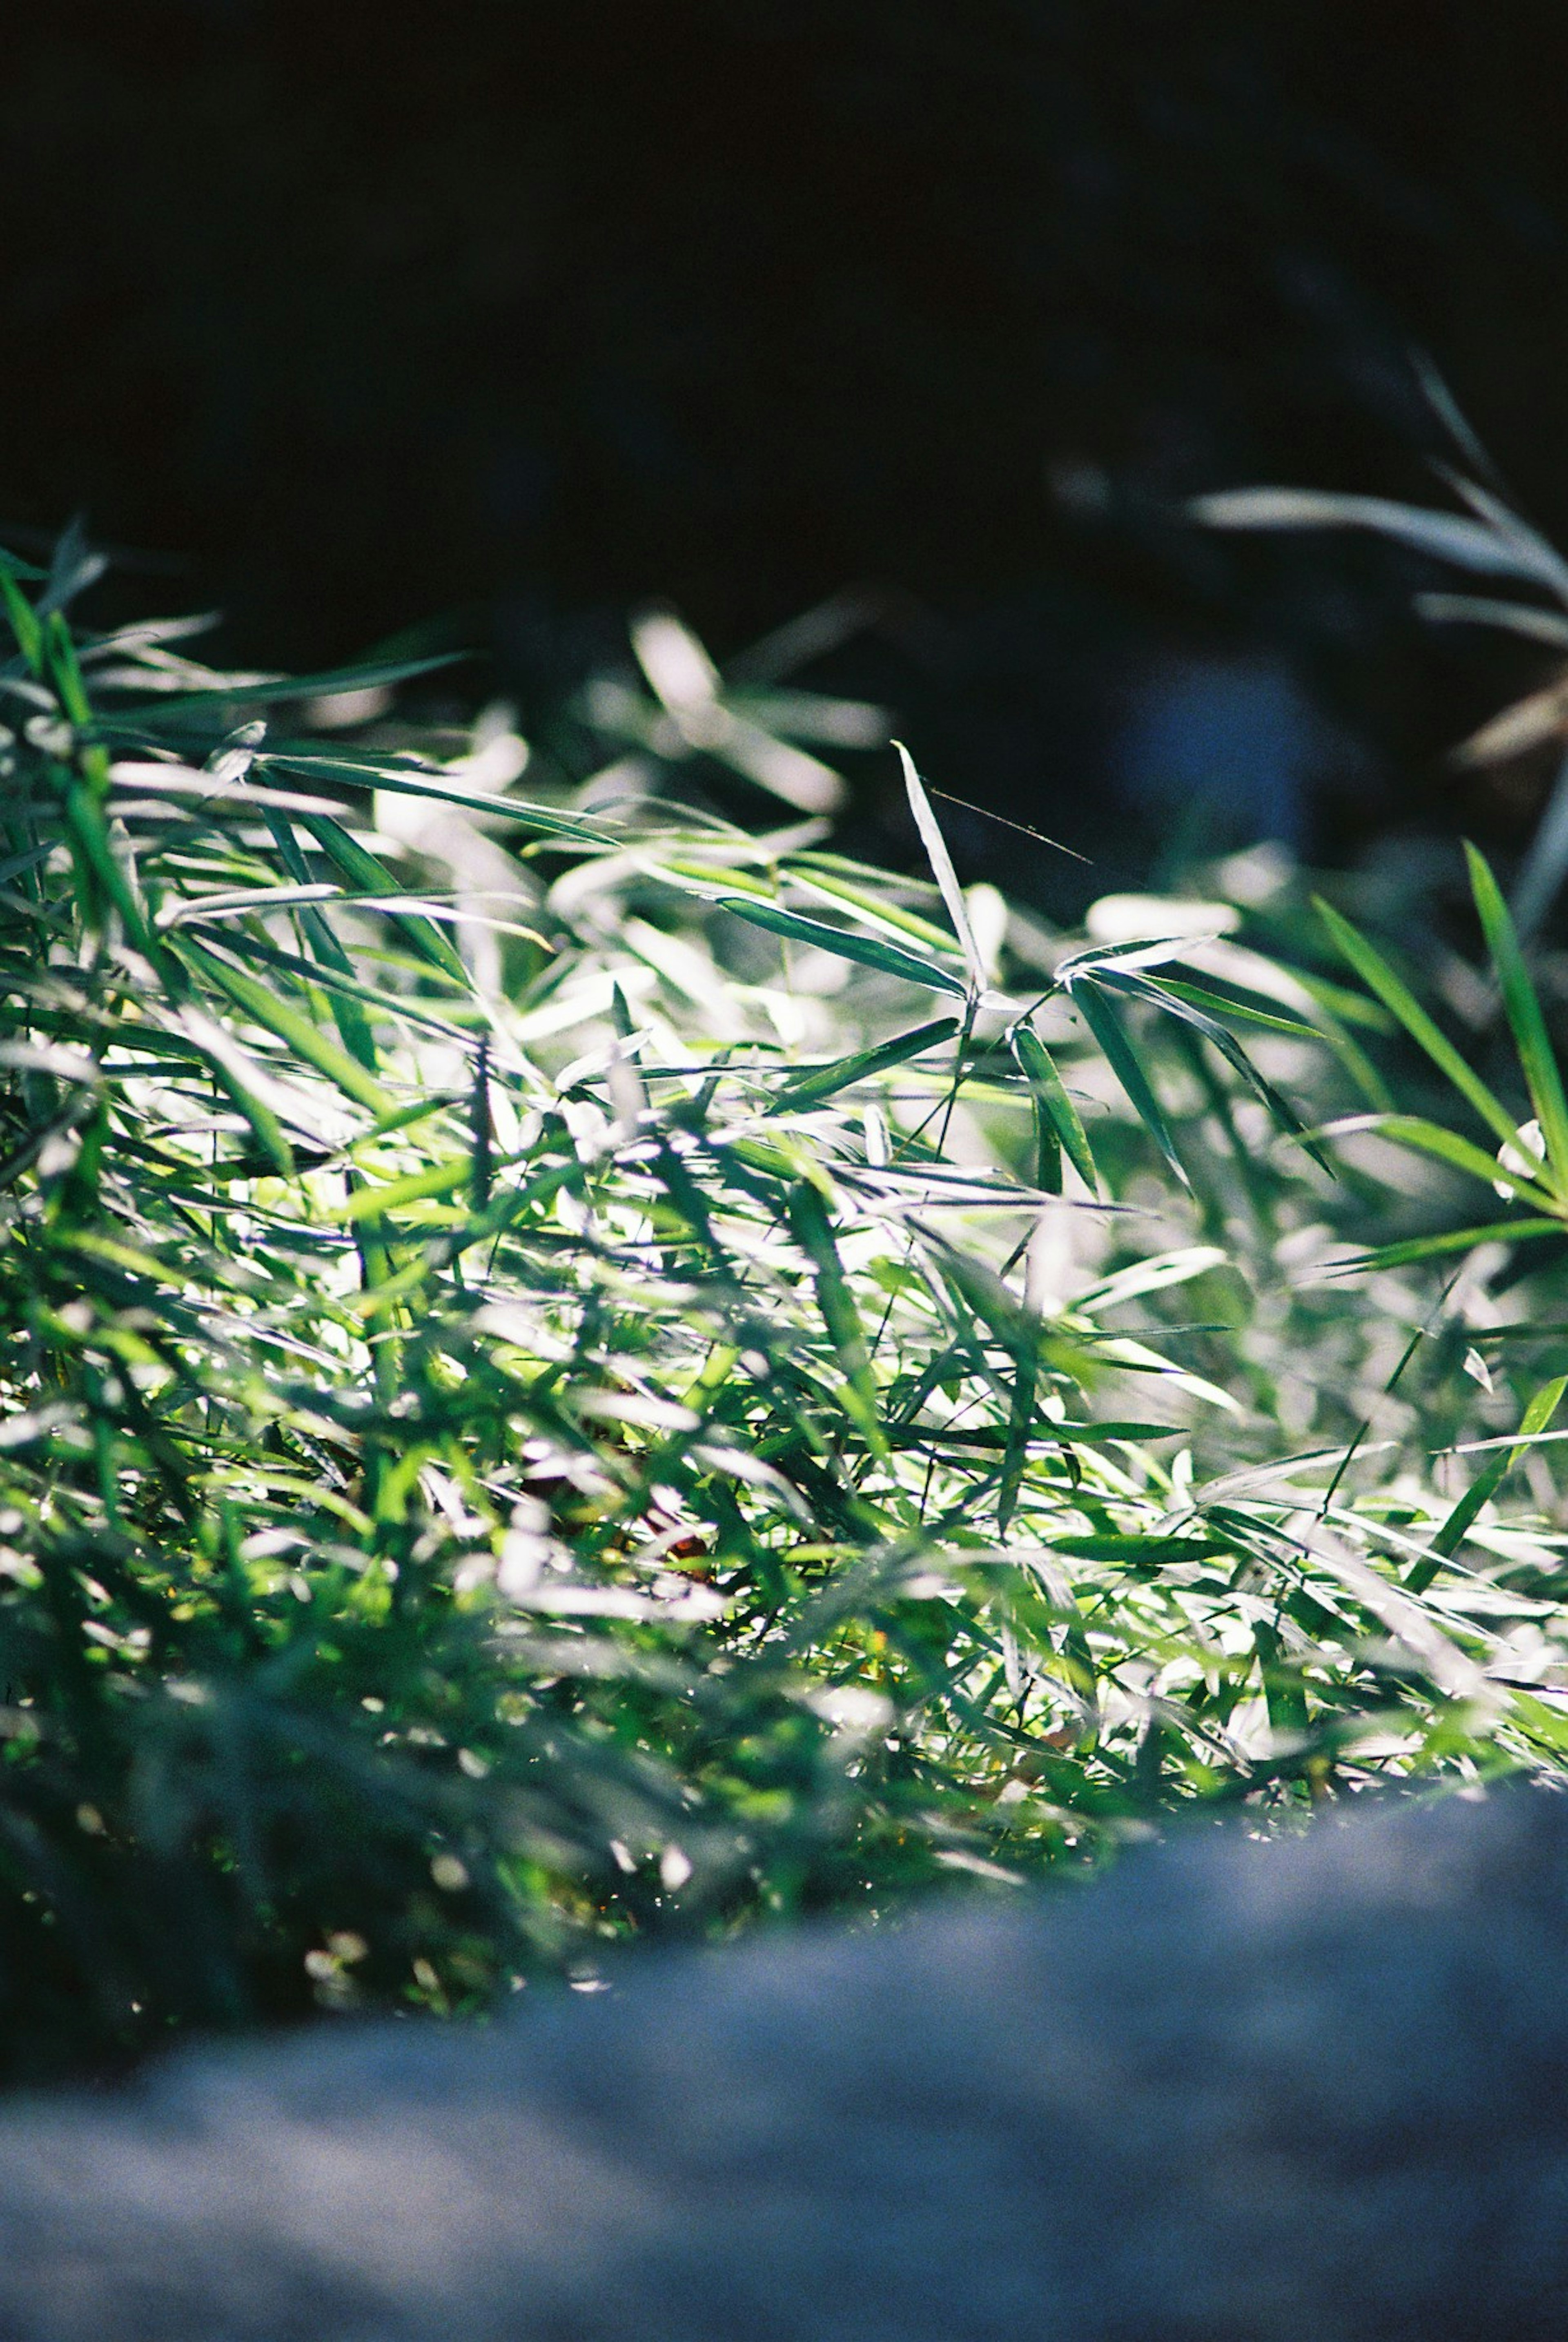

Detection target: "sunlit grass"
[2, 534, 1567, 2081]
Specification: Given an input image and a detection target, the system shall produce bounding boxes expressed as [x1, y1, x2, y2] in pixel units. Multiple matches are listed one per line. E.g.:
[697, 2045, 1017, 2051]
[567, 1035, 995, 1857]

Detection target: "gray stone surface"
[0, 1787, 1565, 2339]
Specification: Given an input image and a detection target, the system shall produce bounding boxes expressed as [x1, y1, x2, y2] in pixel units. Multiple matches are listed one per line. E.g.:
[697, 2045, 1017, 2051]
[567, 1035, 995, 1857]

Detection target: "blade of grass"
[1465, 842, 1568, 1193]
[175, 939, 392, 1115]
[717, 897, 968, 997]
[895, 742, 987, 997]
[1325, 1219, 1563, 1275]
[299, 814, 469, 988]
[1332, 1112, 1559, 1204]
[1410, 1374, 1568, 1586]
[1010, 1020, 1096, 1194]
[770, 1017, 961, 1112]
[1069, 981, 1189, 1190]
[1316, 896, 1519, 1149]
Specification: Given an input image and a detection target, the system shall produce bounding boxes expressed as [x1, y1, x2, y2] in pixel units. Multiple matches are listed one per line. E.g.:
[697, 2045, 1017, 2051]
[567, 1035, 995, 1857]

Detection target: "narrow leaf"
[300, 814, 469, 987]
[176, 939, 392, 1114]
[1193, 488, 1561, 587]
[1334, 1112, 1558, 1203]
[787, 1181, 886, 1453]
[771, 1017, 960, 1112]
[717, 896, 968, 996]
[1325, 1218, 1563, 1275]
[1412, 1374, 1568, 1584]
[1316, 896, 1519, 1149]
[895, 741, 987, 995]
[1011, 1020, 1097, 1193]
[1466, 842, 1568, 1191]
[1069, 981, 1188, 1188]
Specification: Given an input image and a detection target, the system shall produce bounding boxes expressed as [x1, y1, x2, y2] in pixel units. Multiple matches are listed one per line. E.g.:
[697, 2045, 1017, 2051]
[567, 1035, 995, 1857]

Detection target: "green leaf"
[1316, 896, 1519, 1149]
[263, 812, 379, 1073]
[172, 1007, 295, 1179]
[1465, 842, 1568, 1192]
[786, 1181, 886, 1453]
[129, 649, 466, 717]
[770, 1017, 960, 1111]
[176, 939, 392, 1114]
[895, 742, 987, 995]
[1336, 1114, 1559, 1203]
[717, 896, 969, 996]
[1047, 1533, 1232, 1565]
[299, 814, 469, 988]
[1152, 976, 1321, 1041]
[1096, 967, 1332, 1172]
[1411, 1374, 1568, 1585]
[1010, 1020, 1096, 1194]
[792, 867, 965, 955]
[336, 1157, 478, 1223]
[60, 783, 163, 964]
[1069, 980, 1188, 1189]
[1326, 1218, 1563, 1275]
[0, 572, 42, 672]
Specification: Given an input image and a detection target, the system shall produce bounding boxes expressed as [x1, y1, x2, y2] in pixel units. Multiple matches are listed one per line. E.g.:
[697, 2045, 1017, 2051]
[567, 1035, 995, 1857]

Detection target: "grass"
[3, 539, 1568, 2081]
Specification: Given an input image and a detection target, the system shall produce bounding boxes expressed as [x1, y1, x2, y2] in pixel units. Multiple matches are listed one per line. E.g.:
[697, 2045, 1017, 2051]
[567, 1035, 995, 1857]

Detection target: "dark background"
[9, 1, 1568, 900]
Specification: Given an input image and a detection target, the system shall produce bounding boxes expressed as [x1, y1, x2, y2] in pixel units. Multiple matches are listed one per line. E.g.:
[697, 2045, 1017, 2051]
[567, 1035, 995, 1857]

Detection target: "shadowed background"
[9, 0, 1568, 899]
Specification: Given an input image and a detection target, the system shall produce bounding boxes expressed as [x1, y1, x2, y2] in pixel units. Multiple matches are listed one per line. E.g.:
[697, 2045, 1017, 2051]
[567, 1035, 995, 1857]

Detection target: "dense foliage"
[4, 536, 1568, 2083]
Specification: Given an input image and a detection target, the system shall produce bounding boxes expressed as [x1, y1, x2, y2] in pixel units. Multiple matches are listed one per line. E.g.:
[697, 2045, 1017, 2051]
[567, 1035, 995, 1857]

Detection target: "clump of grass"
[1, 537, 1566, 2082]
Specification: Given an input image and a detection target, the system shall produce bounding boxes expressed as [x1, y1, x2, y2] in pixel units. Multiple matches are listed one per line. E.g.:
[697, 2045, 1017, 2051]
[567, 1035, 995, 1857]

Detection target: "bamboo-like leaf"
[786, 1181, 886, 1453]
[1466, 842, 1568, 1193]
[1316, 895, 1519, 1149]
[770, 1017, 960, 1112]
[176, 938, 392, 1114]
[1152, 976, 1321, 1041]
[336, 1158, 478, 1223]
[1010, 1020, 1096, 1193]
[717, 896, 969, 996]
[1331, 1112, 1558, 1203]
[171, 1005, 294, 1177]
[895, 742, 987, 996]
[299, 814, 469, 987]
[1193, 487, 1565, 588]
[1096, 967, 1332, 1171]
[998, 1333, 1038, 1532]
[1325, 1218, 1563, 1276]
[1048, 1533, 1231, 1565]
[263, 811, 379, 1073]
[791, 867, 964, 956]
[60, 782, 162, 964]
[1410, 1375, 1568, 1585]
[1069, 980, 1188, 1189]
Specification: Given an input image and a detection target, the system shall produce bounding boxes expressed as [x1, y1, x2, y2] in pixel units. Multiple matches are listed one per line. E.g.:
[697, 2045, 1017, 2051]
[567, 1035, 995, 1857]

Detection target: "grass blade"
[300, 814, 470, 988]
[1193, 488, 1558, 587]
[717, 896, 968, 996]
[1010, 1020, 1096, 1193]
[1331, 1112, 1559, 1203]
[895, 742, 987, 996]
[1325, 1218, 1564, 1275]
[1465, 842, 1568, 1191]
[176, 938, 392, 1114]
[1411, 1374, 1568, 1584]
[770, 1017, 960, 1112]
[1070, 980, 1188, 1189]
[1316, 896, 1519, 1149]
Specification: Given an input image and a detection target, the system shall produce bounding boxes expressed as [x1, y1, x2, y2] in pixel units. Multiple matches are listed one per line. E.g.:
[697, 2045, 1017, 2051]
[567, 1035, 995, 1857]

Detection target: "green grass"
[3, 542, 1568, 2082]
